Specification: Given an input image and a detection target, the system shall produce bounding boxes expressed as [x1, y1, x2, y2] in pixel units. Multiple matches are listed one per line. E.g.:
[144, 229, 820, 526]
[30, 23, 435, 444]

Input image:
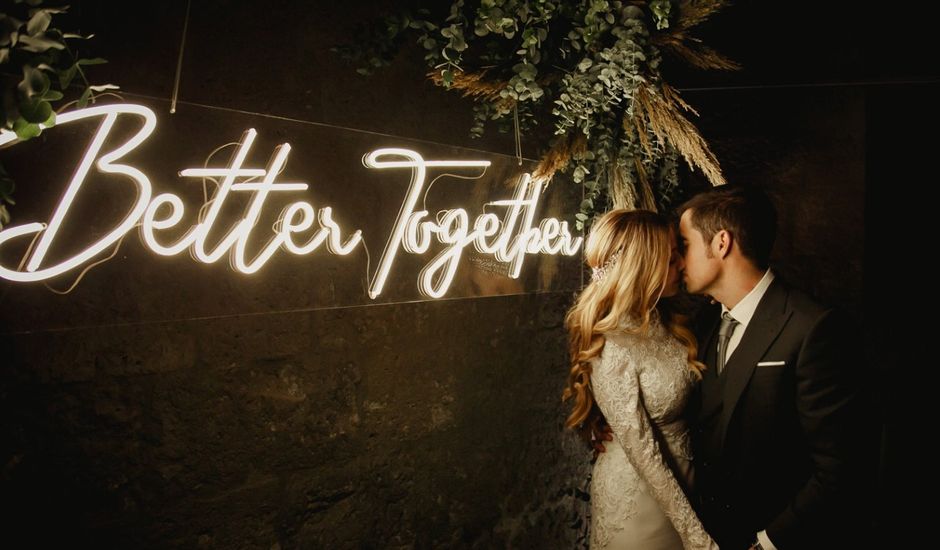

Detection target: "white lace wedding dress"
[590, 315, 718, 550]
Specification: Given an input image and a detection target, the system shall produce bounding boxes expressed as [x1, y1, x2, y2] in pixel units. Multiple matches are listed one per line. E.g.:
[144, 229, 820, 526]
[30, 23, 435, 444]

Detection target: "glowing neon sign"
[0, 104, 582, 298]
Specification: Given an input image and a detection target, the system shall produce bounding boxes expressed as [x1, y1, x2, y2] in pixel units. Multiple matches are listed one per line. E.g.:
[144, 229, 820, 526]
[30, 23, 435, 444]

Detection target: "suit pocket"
[756, 360, 786, 367]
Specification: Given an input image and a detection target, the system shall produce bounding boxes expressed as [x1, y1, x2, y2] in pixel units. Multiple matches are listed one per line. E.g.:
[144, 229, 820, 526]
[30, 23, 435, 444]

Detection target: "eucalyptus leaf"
[13, 117, 41, 139]
[19, 97, 51, 123]
[57, 63, 76, 89]
[77, 86, 92, 108]
[441, 68, 454, 86]
[76, 57, 107, 66]
[26, 8, 51, 35]
[16, 32, 64, 52]
[17, 64, 49, 99]
[88, 83, 118, 92]
[27, 4, 66, 14]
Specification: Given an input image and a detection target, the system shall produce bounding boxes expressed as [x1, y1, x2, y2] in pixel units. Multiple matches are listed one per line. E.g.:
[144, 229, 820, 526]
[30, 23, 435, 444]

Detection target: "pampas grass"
[633, 84, 726, 187]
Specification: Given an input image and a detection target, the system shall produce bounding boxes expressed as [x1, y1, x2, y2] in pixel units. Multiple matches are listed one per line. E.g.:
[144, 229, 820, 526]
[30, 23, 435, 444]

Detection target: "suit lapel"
[696, 308, 722, 420]
[698, 308, 720, 364]
[718, 279, 792, 448]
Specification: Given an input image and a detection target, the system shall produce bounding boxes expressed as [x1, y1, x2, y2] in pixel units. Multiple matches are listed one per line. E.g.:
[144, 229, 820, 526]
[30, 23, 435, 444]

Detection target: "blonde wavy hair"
[562, 209, 704, 443]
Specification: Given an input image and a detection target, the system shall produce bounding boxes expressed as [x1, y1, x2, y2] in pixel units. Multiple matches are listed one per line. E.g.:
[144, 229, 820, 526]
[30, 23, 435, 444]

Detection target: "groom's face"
[678, 210, 720, 295]
[662, 230, 682, 298]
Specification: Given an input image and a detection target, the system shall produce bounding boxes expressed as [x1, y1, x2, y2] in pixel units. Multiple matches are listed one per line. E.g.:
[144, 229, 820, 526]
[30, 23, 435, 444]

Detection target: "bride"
[563, 209, 718, 550]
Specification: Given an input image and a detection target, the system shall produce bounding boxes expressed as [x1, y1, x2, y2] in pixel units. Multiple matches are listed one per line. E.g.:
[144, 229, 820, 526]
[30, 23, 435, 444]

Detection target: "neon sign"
[0, 104, 582, 298]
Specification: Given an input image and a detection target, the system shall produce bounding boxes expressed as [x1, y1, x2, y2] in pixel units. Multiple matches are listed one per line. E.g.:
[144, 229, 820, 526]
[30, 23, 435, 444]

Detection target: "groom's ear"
[714, 229, 732, 259]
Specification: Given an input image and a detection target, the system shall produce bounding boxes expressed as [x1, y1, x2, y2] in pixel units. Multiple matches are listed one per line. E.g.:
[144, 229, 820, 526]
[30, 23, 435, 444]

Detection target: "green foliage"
[0, 0, 118, 227]
[334, 0, 721, 230]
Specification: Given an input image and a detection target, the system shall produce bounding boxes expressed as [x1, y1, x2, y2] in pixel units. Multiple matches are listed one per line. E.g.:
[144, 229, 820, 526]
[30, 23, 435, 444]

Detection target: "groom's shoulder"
[774, 278, 842, 329]
[782, 283, 828, 317]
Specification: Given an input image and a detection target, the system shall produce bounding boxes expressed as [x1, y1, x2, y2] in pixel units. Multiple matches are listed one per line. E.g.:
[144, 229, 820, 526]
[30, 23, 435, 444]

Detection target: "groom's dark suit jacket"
[690, 278, 861, 550]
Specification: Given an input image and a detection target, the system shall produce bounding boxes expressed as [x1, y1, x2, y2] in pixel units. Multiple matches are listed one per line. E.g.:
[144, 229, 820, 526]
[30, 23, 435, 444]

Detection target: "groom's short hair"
[679, 186, 777, 270]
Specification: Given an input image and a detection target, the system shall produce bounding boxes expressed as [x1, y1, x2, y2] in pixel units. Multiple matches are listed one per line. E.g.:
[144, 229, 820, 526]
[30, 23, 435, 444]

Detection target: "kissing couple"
[563, 186, 860, 550]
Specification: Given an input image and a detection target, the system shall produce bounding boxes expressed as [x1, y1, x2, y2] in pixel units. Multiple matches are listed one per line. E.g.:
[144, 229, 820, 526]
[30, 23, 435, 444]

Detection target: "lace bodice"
[590, 315, 718, 550]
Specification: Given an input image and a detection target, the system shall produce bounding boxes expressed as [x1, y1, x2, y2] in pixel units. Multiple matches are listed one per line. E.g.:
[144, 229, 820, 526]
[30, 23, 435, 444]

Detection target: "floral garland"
[336, 0, 737, 229]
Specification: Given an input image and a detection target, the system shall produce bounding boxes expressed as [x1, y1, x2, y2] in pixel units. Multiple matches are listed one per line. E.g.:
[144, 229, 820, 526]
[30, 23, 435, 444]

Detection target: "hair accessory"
[591, 250, 622, 283]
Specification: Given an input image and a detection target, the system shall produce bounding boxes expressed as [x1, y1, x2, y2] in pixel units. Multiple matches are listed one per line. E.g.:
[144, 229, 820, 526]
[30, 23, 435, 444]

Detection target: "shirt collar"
[721, 269, 775, 329]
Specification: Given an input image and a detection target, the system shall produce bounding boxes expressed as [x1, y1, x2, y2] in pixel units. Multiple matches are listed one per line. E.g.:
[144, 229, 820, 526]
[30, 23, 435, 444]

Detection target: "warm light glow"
[139, 131, 364, 274]
[362, 148, 492, 298]
[0, 105, 362, 282]
[362, 150, 582, 299]
[0, 104, 156, 282]
[0, 104, 581, 300]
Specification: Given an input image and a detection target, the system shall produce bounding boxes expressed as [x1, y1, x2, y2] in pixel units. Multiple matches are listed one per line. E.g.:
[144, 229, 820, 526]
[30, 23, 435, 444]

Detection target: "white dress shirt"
[719, 269, 775, 362]
[718, 268, 779, 550]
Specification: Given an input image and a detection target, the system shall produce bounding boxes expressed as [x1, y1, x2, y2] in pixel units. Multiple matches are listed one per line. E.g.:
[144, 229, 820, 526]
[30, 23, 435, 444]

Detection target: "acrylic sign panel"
[0, 100, 583, 332]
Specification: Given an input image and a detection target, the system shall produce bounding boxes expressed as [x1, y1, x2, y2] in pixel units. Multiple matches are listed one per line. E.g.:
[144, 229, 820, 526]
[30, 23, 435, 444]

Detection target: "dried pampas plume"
[654, 0, 740, 71]
[653, 34, 741, 71]
[633, 84, 726, 187]
[428, 70, 508, 101]
[531, 134, 587, 183]
[675, 0, 730, 31]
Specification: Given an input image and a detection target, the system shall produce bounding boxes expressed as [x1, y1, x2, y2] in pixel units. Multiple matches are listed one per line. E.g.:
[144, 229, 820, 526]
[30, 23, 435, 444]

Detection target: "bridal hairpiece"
[591, 250, 622, 283]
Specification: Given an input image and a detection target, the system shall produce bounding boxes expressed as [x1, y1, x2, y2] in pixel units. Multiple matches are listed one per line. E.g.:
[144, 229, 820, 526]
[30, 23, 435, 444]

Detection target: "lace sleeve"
[592, 338, 718, 550]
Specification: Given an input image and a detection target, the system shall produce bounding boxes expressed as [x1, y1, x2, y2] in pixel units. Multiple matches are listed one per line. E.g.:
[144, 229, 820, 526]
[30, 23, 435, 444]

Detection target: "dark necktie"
[717, 312, 739, 375]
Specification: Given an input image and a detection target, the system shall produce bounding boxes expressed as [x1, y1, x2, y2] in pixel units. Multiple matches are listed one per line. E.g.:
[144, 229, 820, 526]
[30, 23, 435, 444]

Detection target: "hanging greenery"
[0, 0, 117, 227]
[334, 0, 737, 229]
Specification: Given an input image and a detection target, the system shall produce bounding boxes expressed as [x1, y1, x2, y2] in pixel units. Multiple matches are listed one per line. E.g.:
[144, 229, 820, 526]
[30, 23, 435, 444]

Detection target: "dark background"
[2, 1, 934, 547]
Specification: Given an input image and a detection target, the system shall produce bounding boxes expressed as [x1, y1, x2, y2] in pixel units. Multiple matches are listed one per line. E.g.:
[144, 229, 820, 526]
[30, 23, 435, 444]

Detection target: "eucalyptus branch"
[0, 0, 117, 227]
[335, 0, 736, 229]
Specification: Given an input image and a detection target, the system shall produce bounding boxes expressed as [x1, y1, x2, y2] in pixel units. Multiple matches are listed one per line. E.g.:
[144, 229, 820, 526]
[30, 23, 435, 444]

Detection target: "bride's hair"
[562, 209, 704, 442]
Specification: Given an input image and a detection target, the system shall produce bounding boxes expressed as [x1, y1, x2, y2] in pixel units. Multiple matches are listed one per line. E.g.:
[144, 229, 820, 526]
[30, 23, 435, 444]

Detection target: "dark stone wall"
[3, 292, 584, 548]
[2, 1, 932, 547]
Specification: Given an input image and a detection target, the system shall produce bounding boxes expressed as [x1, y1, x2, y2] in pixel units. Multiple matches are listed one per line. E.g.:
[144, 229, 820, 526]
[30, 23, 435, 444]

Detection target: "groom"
[678, 186, 859, 550]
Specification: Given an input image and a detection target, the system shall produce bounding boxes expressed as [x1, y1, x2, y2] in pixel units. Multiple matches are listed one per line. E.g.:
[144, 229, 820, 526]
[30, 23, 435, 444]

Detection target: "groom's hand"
[591, 424, 613, 459]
